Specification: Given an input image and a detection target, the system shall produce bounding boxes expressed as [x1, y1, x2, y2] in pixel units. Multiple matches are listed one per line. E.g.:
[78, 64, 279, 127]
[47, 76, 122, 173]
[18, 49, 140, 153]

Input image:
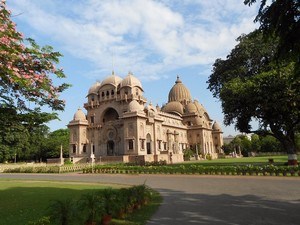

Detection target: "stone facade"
[68, 72, 223, 163]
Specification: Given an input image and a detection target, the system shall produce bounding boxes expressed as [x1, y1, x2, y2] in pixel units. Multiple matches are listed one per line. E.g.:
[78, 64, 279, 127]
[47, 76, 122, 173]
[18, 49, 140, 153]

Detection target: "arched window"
[106, 91, 109, 96]
[128, 139, 134, 150]
[111, 90, 114, 96]
[90, 116, 94, 124]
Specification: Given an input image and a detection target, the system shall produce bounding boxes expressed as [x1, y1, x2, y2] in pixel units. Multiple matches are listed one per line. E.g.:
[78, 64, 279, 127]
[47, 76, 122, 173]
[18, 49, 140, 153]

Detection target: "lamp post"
[60, 144, 64, 165]
[195, 144, 199, 160]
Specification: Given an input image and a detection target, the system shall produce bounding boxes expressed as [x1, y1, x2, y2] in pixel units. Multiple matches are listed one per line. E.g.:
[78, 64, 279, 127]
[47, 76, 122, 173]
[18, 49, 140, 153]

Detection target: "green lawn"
[181, 155, 294, 166]
[0, 180, 161, 225]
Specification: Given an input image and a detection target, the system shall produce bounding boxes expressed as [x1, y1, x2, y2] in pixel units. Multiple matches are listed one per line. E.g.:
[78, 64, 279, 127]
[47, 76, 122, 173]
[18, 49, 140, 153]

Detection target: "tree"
[26, 124, 50, 162]
[208, 30, 299, 164]
[260, 135, 283, 153]
[0, 1, 69, 111]
[244, 0, 300, 65]
[44, 129, 70, 159]
[250, 134, 261, 153]
[0, 1, 69, 160]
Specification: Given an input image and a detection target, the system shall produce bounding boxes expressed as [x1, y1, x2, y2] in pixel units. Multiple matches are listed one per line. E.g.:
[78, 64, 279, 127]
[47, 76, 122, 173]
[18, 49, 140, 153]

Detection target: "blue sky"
[8, 0, 259, 136]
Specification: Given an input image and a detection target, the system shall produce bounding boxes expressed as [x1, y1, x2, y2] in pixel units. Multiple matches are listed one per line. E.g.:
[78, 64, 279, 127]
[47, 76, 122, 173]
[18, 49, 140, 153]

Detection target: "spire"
[175, 75, 182, 84]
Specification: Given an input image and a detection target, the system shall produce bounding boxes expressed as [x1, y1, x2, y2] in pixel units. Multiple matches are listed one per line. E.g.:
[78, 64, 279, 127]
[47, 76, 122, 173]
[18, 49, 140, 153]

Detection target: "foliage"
[0, 1, 69, 111]
[28, 217, 51, 225]
[0, 127, 70, 163]
[224, 134, 284, 155]
[43, 129, 70, 159]
[78, 193, 104, 223]
[251, 134, 261, 152]
[82, 156, 300, 176]
[0, 180, 159, 225]
[48, 199, 76, 225]
[183, 148, 194, 161]
[244, 0, 300, 64]
[0, 1, 69, 162]
[99, 188, 119, 216]
[3, 166, 60, 173]
[0, 181, 100, 225]
[260, 135, 283, 153]
[207, 29, 299, 156]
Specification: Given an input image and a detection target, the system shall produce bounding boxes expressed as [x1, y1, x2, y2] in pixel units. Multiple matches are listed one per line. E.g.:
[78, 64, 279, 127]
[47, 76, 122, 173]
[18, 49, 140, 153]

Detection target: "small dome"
[168, 76, 192, 103]
[73, 108, 87, 121]
[128, 100, 143, 112]
[186, 102, 197, 113]
[162, 101, 184, 115]
[144, 102, 156, 112]
[212, 121, 222, 131]
[120, 72, 143, 90]
[194, 100, 205, 115]
[88, 81, 101, 95]
[194, 116, 203, 126]
[101, 72, 122, 87]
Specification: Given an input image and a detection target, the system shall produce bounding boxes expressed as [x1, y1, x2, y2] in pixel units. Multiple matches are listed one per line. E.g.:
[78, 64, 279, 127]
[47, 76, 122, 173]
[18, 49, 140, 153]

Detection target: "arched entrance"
[146, 134, 151, 154]
[102, 108, 119, 123]
[107, 140, 114, 156]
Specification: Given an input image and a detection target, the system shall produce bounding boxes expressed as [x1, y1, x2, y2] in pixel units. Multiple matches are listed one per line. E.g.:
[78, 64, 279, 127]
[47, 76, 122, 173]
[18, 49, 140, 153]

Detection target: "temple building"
[68, 72, 223, 163]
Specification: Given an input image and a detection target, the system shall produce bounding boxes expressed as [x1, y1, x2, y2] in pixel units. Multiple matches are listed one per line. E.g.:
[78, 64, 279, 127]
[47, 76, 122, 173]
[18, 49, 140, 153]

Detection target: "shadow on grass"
[0, 183, 161, 225]
[0, 186, 96, 225]
[147, 189, 300, 225]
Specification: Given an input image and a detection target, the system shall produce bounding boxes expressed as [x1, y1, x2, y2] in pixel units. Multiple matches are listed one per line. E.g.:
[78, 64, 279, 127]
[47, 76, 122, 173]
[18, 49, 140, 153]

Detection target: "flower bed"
[2, 164, 90, 173]
[83, 164, 300, 177]
[3, 163, 300, 177]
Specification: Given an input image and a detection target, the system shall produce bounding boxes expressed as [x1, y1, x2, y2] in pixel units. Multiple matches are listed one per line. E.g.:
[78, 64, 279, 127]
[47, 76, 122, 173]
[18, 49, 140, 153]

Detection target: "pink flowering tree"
[0, 1, 69, 111]
[0, 1, 70, 162]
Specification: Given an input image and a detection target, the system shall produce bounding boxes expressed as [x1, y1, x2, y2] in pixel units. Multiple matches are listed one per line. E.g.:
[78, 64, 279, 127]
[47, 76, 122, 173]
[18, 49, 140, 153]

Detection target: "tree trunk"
[283, 139, 298, 166]
[271, 127, 298, 166]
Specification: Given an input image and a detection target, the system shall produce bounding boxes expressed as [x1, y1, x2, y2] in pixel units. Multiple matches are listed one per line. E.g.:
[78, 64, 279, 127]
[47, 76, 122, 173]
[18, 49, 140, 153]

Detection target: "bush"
[183, 149, 194, 161]
[27, 216, 50, 225]
[64, 159, 73, 165]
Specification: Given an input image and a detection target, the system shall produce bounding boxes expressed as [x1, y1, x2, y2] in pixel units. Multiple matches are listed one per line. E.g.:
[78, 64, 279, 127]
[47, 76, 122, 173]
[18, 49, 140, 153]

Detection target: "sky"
[7, 0, 259, 136]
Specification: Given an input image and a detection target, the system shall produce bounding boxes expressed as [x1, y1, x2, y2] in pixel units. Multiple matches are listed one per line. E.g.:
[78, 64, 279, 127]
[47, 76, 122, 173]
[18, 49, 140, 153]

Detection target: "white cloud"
[8, 0, 258, 80]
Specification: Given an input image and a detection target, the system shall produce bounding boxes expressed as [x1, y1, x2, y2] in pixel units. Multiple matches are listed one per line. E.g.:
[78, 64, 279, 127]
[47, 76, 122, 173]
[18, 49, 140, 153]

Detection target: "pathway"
[1, 173, 299, 225]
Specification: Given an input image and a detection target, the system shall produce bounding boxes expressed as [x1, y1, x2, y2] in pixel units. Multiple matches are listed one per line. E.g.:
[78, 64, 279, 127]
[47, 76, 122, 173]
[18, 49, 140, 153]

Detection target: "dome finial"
[175, 75, 182, 84]
[112, 70, 115, 75]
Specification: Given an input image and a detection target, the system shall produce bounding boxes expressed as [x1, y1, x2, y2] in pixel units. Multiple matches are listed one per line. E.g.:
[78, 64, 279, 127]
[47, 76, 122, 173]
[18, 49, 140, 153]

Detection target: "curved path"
[1, 173, 300, 225]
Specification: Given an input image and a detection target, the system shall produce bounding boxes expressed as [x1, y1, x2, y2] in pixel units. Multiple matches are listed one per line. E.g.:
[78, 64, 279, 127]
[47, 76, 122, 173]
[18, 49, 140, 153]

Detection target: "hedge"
[83, 164, 300, 177]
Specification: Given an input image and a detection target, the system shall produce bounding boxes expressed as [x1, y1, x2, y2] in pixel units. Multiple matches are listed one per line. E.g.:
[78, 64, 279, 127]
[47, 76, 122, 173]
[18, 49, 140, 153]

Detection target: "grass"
[0, 180, 161, 225]
[180, 155, 293, 166]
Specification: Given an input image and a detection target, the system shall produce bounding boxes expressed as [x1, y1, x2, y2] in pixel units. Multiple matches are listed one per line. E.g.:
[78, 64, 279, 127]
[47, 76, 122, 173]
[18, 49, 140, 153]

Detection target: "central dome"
[168, 76, 192, 103]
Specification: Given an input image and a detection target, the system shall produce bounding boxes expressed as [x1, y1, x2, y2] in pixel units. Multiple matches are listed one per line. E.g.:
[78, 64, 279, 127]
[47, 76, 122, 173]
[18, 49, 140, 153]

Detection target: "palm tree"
[48, 199, 75, 225]
[78, 192, 104, 225]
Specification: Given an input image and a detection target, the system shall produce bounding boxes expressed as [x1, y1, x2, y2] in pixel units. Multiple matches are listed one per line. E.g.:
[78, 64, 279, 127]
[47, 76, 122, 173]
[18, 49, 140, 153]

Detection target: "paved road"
[1, 173, 300, 225]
